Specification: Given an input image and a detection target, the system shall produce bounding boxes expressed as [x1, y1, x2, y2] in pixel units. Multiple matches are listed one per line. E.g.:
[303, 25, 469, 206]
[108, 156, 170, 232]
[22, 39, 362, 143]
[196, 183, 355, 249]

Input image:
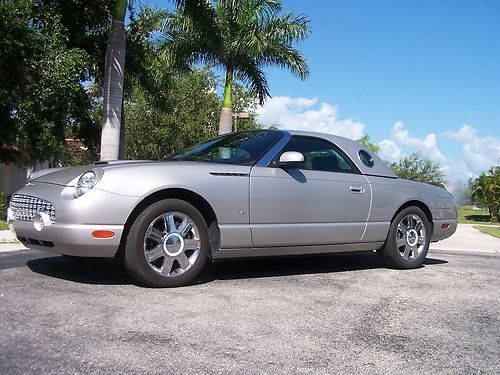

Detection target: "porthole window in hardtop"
[358, 150, 374, 167]
[280, 137, 356, 173]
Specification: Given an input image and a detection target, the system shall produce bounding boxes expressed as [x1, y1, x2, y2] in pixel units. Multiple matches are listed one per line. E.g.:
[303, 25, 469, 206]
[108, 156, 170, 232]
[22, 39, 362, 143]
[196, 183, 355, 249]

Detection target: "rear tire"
[124, 199, 209, 287]
[378, 206, 431, 269]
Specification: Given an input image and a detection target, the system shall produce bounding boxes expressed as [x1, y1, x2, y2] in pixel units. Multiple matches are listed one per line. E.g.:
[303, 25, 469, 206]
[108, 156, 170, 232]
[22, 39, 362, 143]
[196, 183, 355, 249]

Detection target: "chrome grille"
[10, 194, 56, 223]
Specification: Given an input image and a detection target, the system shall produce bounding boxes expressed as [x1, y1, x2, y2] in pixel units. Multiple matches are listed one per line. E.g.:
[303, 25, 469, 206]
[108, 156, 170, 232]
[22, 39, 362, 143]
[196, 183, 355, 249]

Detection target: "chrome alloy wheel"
[395, 214, 427, 261]
[143, 211, 201, 277]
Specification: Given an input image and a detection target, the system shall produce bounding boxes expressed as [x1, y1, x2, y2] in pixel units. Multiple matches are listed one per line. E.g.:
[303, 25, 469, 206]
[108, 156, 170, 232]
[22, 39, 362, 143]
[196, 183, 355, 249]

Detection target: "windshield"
[166, 130, 283, 165]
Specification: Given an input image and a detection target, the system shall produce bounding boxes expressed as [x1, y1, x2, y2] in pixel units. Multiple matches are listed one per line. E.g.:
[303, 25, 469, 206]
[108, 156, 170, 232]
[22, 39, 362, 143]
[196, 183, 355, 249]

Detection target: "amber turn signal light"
[92, 230, 116, 239]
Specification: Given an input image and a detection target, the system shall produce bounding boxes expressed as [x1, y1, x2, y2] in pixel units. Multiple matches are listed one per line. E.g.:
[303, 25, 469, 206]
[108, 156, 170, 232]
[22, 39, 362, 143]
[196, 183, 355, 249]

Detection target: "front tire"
[124, 199, 209, 287]
[378, 206, 431, 269]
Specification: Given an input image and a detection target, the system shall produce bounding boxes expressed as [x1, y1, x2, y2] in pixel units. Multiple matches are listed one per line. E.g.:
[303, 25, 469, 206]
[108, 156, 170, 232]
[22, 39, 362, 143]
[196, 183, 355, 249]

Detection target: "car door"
[250, 136, 371, 247]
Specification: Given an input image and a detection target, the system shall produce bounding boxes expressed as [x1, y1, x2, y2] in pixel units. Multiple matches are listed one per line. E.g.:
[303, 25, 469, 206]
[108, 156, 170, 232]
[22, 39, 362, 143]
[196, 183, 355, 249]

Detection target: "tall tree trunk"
[119, 99, 126, 158]
[489, 204, 499, 222]
[218, 67, 233, 135]
[100, 1, 127, 161]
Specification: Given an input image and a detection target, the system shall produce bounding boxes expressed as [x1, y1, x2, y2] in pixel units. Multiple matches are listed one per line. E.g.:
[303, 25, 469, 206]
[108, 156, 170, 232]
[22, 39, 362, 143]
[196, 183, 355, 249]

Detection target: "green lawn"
[474, 225, 500, 239]
[0, 220, 8, 230]
[458, 206, 499, 239]
[458, 206, 492, 224]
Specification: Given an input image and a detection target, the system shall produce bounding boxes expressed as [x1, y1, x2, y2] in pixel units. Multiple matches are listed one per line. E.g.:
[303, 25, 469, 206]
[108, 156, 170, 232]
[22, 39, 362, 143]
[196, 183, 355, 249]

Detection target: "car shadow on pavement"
[24, 251, 448, 287]
[26, 256, 133, 285]
[423, 257, 449, 265]
[195, 252, 449, 284]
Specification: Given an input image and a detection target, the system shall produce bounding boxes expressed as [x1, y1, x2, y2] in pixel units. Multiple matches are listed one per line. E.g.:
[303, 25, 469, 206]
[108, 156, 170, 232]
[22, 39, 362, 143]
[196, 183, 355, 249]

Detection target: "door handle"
[350, 185, 365, 194]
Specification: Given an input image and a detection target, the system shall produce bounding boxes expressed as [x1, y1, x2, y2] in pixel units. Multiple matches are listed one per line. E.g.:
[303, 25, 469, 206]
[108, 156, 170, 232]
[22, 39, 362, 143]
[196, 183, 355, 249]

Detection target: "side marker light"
[92, 230, 116, 239]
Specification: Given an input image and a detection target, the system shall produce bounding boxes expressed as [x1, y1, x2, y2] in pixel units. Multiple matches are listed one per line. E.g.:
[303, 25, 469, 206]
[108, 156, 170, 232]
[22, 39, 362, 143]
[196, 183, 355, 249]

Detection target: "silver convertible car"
[8, 130, 458, 287]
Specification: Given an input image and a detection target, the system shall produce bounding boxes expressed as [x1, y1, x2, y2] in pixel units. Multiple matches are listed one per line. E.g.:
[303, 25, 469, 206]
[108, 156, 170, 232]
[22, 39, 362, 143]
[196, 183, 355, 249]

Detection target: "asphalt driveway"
[0, 227, 499, 374]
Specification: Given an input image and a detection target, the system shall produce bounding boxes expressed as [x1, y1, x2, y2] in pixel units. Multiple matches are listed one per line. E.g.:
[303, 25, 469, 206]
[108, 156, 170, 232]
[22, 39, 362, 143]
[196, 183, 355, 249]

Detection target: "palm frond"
[263, 12, 310, 43]
[176, 0, 220, 40]
[160, 9, 224, 68]
[235, 59, 270, 105]
[260, 43, 309, 80]
[164, 0, 310, 108]
[160, 30, 220, 68]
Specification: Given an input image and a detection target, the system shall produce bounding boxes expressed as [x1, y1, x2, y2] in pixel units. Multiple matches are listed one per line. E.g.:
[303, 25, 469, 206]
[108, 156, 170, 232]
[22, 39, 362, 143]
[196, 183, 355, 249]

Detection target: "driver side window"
[281, 136, 356, 173]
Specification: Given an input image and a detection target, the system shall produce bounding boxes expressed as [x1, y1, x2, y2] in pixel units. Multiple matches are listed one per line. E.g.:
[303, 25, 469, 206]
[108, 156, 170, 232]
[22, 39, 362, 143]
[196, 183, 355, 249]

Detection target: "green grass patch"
[0, 220, 9, 230]
[474, 225, 500, 239]
[458, 206, 492, 224]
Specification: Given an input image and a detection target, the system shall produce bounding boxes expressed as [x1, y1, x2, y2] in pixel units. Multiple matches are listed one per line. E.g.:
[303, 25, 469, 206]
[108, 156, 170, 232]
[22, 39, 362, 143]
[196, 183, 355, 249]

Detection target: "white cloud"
[257, 99, 499, 188]
[256, 96, 365, 140]
[378, 122, 447, 165]
[378, 122, 498, 189]
[444, 124, 500, 172]
[378, 139, 401, 162]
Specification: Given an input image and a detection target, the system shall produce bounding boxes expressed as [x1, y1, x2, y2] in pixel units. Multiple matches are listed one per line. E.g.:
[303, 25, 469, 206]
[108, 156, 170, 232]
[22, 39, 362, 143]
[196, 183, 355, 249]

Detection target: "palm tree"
[162, 0, 310, 134]
[472, 166, 500, 222]
[100, 0, 127, 161]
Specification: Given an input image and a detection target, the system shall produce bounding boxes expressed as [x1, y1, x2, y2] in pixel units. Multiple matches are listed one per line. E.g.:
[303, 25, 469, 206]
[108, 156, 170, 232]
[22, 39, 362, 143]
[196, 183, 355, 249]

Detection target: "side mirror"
[278, 151, 304, 167]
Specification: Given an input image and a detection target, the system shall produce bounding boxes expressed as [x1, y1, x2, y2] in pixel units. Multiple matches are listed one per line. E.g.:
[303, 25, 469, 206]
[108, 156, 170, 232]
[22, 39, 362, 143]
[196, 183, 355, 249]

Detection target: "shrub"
[0, 191, 6, 221]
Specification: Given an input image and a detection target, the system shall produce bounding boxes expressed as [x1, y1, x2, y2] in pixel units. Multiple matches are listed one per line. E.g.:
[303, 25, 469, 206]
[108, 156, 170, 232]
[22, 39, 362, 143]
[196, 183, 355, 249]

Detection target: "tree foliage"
[0, 1, 289, 166]
[162, 0, 310, 134]
[471, 166, 499, 222]
[0, 0, 114, 166]
[125, 68, 263, 160]
[357, 134, 380, 153]
[163, 0, 310, 104]
[389, 152, 447, 188]
[0, 2, 183, 165]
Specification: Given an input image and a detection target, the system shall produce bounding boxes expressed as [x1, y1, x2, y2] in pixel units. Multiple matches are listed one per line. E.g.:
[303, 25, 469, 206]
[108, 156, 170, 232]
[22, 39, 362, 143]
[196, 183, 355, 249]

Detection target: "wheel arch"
[391, 200, 434, 232]
[117, 188, 220, 259]
[378, 200, 433, 269]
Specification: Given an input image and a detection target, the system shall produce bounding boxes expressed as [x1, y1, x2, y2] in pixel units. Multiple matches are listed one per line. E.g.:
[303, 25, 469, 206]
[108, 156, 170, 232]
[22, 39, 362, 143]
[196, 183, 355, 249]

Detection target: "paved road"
[1, 246, 499, 374]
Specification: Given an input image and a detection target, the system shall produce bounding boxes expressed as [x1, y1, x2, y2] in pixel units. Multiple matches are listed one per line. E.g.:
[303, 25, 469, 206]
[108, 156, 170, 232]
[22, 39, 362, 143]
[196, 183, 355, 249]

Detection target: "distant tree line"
[357, 135, 447, 189]
[389, 153, 447, 189]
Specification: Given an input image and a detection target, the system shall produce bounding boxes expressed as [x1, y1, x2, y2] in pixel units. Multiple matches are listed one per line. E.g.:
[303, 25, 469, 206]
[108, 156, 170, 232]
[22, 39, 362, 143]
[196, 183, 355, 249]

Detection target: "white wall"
[0, 164, 28, 196]
[0, 163, 49, 196]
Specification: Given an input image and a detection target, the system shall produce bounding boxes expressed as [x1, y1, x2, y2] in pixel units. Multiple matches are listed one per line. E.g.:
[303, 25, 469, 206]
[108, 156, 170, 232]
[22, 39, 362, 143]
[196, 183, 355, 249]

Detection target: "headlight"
[75, 171, 97, 197]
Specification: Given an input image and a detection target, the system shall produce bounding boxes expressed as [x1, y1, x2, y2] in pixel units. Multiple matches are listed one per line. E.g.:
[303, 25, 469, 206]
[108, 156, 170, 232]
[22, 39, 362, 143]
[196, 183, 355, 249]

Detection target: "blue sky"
[153, 0, 499, 190]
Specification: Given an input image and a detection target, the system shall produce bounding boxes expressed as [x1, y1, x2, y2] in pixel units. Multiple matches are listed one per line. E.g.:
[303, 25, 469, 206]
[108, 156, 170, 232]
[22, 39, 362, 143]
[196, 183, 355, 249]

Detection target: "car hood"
[29, 160, 252, 186]
[30, 166, 91, 186]
[31, 161, 152, 186]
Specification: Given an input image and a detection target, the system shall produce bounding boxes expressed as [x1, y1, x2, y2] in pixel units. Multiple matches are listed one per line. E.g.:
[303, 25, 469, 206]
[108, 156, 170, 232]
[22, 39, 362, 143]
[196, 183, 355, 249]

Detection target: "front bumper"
[10, 219, 123, 257]
[8, 180, 140, 258]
